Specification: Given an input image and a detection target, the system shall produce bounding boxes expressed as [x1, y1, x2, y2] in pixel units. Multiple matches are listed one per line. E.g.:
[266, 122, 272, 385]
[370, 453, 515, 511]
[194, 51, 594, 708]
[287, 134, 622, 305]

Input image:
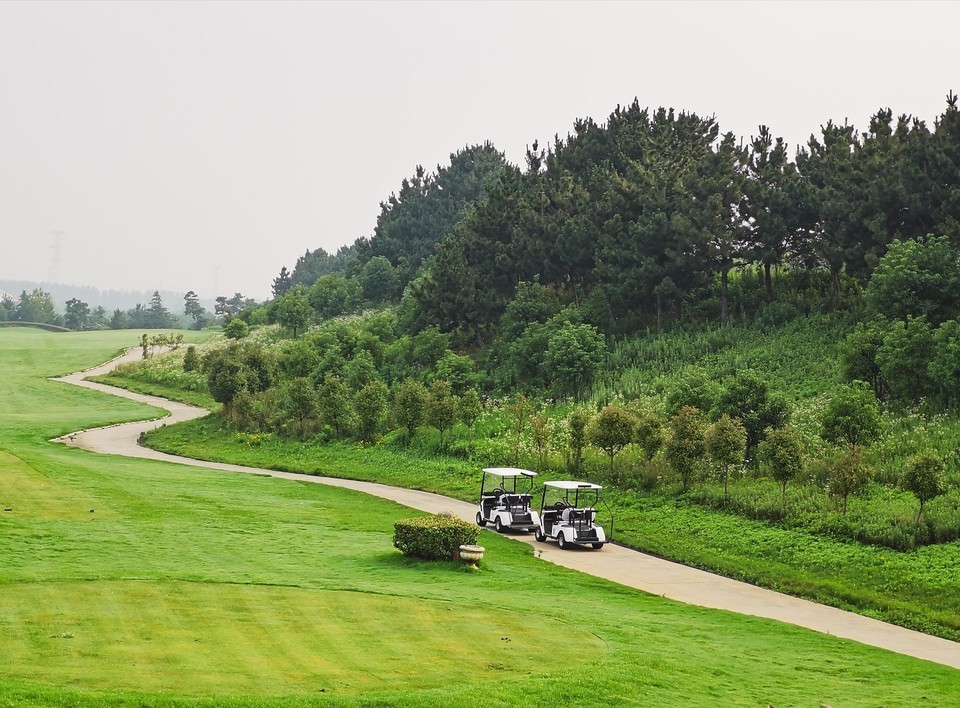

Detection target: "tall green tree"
[64, 298, 90, 330]
[758, 426, 804, 512]
[272, 284, 313, 338]
[183, 291, 207, 328]
[354, 379, 389, 442]
[901, 452, 948, 522]
[666, 406, 707, 492]
[827, 445, 873, 515]
[743, 125, 800, 300]
[587, 405, 636, 476]
[281, 377, 318, 438]
[424, 379, 456, 446]
[317, 373, 354, 438]
[17, 289, 57, 324]
[392, 379, 428, 442]
[144, 291, 175, 329]
[706, 414, 747, 503]
[820, 382, 882, 448]
[714, 370, 789, 455]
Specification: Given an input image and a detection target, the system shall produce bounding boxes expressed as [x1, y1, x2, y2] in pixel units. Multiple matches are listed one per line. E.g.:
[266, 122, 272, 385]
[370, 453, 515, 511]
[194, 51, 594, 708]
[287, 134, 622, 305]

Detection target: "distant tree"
[182, 345, 199, 372]
[17, 289, 56, 324]
[215, 293, 255, 320]
[632, 407, 664, 461]
[434, 350, 478, 395]
[424, 379, 456, 446]
[354, 379, 389, 442]
[411, 326, 450, 373]
[203, 354, 249, 411]
[276, 337, 321, 379]
[665, 366, 719, 417]
[500, 279, 558, 340]
[456, 388, 483, 453]
[566, 407, 592, 475]
[865, 236, 960, 326]
[821, 382, 882, 448]
[64, 298, 90, 330]
[110, 308, 127, 330]
[201, 343, 275, 411]
[393, 379, 428, 442]
[666, 406, 708, 492]
[272, 284, 313, 338]
[542, 322, 606, 399]
[507, 394, 534, 466]
[359, 255, 402, 304]
[706, 414, 747, 503]
[529, 413, 551, 471]
[839, 320, 887, 397]
[827, 445, 873, 514]
[89, 306, 108, 329]
[183, 291, 207, 329]
[715, 369, 789, 454]
[317, 373, 354, 438]
[758, 426, 804, 512]
[224, 318, 249, 340]
[281, 377, 318, 438]
[308, 275, 362, 320]
[344, 349, 378, 393]
[0, 293, 16, 321]
[877, 316, 935, 404]
[272, 266, 293, 298]
[929, 319, 960, 409]
[587, 405, 636, 476]
[902, 452, 948, 522]
[144, 291, 175, 329]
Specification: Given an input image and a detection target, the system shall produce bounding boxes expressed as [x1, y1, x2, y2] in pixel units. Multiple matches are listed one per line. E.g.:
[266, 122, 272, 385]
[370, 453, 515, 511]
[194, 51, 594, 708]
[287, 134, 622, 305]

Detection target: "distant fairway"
[1, 329, 959, 706]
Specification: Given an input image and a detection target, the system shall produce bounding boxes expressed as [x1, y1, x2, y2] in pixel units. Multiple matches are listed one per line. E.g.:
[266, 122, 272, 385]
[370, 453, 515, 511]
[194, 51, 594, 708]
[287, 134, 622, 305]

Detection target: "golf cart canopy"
[482, 468, 537, 478]
[543, 480, 602, 490]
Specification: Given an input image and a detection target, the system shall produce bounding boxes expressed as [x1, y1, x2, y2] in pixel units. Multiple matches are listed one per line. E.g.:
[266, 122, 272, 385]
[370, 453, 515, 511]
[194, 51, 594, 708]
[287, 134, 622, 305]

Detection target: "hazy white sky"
[1, 1, 958, 301]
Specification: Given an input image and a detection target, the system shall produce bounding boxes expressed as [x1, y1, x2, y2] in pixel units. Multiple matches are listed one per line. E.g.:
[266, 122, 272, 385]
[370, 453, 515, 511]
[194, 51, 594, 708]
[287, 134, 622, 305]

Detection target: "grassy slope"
[140, 316, 960, 642]
[2, 329, 959, 706]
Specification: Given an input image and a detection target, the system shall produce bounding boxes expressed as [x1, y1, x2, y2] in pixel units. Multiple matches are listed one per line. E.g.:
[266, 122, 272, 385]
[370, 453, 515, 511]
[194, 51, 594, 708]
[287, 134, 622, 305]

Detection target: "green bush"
[393, 514, 479, 561]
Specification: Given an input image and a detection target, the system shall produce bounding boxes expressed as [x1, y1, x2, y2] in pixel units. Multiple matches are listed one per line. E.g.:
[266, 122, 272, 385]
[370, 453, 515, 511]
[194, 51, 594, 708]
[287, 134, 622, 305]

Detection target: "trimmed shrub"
[393, 514, 479, 561]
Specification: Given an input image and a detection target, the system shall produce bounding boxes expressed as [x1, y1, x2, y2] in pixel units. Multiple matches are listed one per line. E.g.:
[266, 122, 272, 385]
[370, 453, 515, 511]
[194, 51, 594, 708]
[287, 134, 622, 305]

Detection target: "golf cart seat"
[561, 507, 574, 523]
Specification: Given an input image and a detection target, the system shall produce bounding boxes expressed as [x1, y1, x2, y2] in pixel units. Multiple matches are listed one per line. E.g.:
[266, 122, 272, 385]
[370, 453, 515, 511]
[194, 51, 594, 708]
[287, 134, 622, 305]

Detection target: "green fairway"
[1, 329, 959, 706]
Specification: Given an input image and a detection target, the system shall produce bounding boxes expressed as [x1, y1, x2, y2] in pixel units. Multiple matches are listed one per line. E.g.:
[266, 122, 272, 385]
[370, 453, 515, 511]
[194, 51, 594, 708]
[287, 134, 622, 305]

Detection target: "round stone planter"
[458, 544, 485, 566]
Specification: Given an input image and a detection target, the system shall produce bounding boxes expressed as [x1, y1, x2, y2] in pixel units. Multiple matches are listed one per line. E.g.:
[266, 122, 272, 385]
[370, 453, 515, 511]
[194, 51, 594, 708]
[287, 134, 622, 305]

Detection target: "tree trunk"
[764, 262, 774, 301]
[781, 481, 787, 513]
[656, 292, 663, 334]
[723, 464, 729, 503]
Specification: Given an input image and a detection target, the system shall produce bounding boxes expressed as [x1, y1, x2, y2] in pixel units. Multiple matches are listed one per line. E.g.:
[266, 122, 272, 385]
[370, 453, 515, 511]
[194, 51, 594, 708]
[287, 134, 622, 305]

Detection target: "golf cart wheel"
[534, 529, 546, 542]
[557, 533, 567, 550]
[592, 542, 604, 550]
[494, 517, 504, 533]
[476, 512, 486, 527]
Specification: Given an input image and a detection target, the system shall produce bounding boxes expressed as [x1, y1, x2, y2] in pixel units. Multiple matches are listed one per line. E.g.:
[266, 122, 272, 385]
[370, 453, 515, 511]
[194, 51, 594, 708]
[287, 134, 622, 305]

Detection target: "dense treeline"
[269, 93, 960, 347]
[0, 288, 256, 331]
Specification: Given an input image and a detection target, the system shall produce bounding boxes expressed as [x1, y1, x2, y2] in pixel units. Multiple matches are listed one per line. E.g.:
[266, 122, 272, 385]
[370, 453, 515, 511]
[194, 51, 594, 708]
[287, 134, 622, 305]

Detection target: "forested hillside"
[110, 92, 960, 639]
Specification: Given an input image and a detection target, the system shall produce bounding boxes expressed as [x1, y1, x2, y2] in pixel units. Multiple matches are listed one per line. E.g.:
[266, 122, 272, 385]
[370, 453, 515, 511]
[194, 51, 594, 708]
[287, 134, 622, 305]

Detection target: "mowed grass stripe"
[0, 580, 602, 695]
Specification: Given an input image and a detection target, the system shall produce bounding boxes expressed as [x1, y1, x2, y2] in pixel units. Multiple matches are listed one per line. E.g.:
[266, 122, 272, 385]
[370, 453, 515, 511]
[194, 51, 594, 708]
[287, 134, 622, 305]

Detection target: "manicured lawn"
[1, 329, 958, 706]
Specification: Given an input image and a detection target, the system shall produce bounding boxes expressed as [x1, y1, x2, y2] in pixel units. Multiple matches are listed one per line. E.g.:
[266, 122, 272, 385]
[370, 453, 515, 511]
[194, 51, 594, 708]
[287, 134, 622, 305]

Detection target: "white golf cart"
[535, 480, 612, 550]
[476, 467, 541, 533]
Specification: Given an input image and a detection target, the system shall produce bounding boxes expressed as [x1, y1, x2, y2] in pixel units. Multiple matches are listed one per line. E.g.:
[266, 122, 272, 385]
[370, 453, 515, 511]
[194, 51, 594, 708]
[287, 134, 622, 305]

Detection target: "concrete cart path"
[52, 350, 960, 671]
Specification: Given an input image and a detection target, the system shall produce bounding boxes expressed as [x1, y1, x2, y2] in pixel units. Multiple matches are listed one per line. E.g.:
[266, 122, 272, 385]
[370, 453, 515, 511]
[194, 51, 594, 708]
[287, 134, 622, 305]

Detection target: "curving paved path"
[52, 350, 960, 671]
